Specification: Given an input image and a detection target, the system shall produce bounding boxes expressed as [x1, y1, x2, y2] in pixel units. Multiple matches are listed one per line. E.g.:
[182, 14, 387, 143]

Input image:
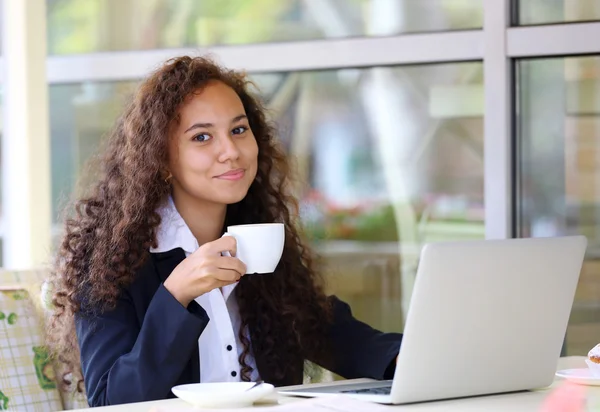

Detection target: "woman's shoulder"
[76, 248, 186, 316]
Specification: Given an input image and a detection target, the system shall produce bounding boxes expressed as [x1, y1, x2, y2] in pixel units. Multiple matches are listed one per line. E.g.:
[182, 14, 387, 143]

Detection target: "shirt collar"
[150, 196, 239, 301]
[150, 196, 199, 255]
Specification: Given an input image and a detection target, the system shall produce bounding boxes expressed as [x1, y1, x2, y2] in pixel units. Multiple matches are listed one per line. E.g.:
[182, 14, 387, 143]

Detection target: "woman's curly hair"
[47, 55, 332, 389]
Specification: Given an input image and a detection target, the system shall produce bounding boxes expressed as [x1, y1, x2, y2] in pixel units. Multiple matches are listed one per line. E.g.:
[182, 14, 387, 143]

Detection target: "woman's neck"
[171, 191, 227, 247]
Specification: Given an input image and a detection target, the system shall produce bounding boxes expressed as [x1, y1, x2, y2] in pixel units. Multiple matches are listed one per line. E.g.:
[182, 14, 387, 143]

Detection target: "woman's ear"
[161, 169, 173, 184]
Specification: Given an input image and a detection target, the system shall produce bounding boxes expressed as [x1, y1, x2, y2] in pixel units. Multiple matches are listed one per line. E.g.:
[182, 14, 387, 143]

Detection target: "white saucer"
[171, 382, 274, 408]
[555, 368, 600, 386]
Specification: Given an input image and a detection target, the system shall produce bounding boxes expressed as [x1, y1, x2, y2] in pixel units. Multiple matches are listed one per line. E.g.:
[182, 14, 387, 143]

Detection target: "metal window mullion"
[483, 0, 513, 240]
[507, 22, 600, 58]
[39, 31, 484, 84]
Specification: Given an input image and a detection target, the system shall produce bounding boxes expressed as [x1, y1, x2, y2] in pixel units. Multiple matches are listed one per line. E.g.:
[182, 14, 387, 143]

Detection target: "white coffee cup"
[222, 223, 285, 274]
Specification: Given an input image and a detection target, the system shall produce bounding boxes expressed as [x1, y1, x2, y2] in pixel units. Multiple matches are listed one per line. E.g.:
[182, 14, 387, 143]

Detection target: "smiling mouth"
[216, 169, 245, 181]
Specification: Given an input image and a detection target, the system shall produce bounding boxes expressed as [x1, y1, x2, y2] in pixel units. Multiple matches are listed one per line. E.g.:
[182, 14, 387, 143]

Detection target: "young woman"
[48, 56, 402, 407]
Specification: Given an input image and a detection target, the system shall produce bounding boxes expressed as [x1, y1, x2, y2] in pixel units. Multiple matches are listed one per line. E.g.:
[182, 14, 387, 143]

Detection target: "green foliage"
[7, 313, 17, 325]
[0, 390, 9, 410]
[303, 203, 398, 242]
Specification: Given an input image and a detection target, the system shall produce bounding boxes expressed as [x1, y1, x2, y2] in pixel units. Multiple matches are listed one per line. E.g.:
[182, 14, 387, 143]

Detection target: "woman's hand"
[164, 236, 247, 307]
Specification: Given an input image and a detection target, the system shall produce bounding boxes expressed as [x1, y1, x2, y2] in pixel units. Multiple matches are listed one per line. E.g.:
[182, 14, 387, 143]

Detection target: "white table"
[66, 356, 597, 411]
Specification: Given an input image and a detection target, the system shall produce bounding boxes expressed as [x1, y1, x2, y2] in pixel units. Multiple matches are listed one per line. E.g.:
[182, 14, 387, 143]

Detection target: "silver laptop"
[279, 236, 587, 404]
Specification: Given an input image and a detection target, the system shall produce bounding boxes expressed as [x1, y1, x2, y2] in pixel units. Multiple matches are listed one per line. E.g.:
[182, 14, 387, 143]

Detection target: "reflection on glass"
[517, 56, 600, 355]
[518, 0, 600, 25]
[47, 0, 483, 54]
[49, 81, 138, 224]
[50, 63, 484, 332]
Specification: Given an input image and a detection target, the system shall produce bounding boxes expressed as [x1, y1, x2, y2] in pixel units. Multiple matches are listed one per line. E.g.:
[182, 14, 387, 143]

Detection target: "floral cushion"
[0, 270, 88, 410]
[0, 289, 63, 411]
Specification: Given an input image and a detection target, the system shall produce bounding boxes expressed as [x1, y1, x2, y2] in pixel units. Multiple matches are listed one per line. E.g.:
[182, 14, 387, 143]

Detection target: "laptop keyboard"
[341, 385, 392, 395]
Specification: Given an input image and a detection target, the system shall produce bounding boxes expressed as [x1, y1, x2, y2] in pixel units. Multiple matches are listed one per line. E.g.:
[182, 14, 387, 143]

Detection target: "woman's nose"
[217, 134, 241, 162]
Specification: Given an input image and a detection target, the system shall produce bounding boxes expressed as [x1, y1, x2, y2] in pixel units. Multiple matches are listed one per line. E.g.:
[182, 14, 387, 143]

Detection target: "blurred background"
[1, 0, 600, 355]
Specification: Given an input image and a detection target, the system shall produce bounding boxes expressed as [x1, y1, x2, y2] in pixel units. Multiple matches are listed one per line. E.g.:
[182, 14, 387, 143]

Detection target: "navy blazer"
[75, 248, 403, 407]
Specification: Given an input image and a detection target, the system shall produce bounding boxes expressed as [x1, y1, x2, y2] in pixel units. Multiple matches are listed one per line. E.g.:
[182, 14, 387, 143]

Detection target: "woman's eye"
[232, 126, 248, 135]
[192, 133, 211, 142]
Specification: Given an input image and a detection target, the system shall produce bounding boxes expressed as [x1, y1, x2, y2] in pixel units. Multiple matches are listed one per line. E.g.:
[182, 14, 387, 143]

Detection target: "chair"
[0, 270, 88, 411]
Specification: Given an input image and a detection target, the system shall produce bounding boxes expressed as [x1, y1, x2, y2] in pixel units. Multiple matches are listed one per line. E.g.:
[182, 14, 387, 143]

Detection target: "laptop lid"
[391, 235, 586, 404]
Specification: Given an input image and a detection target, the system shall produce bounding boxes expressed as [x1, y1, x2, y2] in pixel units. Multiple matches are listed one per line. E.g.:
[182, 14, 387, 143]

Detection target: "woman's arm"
[309, 296, 402, 380]
[76, 284, 208, 406]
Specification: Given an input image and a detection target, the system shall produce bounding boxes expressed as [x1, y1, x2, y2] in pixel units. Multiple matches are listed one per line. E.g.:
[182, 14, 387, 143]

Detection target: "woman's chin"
[220, 191, 251, 206]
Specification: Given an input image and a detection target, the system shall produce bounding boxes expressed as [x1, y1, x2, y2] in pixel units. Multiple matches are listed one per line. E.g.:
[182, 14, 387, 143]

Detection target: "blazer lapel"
[153, 248, 186, 283]
[151, 248, 200, 382]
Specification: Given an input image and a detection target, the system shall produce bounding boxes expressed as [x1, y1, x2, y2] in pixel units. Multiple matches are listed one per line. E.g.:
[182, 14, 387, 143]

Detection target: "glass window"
[518, 0, 600, 25]
[50, 62, 484, 332]
[516, 56, 600, 355]
[50, 81, 138, 225]
[47, 0, 483, 55]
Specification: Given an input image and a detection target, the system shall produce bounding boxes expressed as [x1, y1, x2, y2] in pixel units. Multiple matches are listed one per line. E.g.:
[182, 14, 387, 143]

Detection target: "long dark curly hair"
[47, 55, 332, 389]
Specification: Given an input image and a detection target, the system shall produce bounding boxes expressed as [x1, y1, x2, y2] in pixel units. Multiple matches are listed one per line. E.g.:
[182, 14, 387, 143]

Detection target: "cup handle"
[221, 233, 235, 257]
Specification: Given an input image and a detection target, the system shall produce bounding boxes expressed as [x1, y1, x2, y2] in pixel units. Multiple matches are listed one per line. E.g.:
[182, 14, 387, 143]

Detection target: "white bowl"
[171, 382, 274, 408]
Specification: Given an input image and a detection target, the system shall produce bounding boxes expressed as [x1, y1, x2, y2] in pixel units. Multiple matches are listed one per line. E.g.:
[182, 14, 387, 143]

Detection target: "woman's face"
[168, 81, 259, 208]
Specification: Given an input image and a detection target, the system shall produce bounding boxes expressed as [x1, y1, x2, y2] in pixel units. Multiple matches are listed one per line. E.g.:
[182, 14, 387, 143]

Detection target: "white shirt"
[150, 196, 260, 382]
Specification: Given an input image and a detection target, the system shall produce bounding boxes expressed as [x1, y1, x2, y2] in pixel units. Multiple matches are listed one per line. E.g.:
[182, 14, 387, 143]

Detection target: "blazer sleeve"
[308, 296, 403, 380]
[75, 284, 209, 406]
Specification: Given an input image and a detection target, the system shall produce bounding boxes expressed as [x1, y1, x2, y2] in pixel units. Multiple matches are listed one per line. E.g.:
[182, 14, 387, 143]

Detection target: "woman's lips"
[216, 169, 245, 181]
